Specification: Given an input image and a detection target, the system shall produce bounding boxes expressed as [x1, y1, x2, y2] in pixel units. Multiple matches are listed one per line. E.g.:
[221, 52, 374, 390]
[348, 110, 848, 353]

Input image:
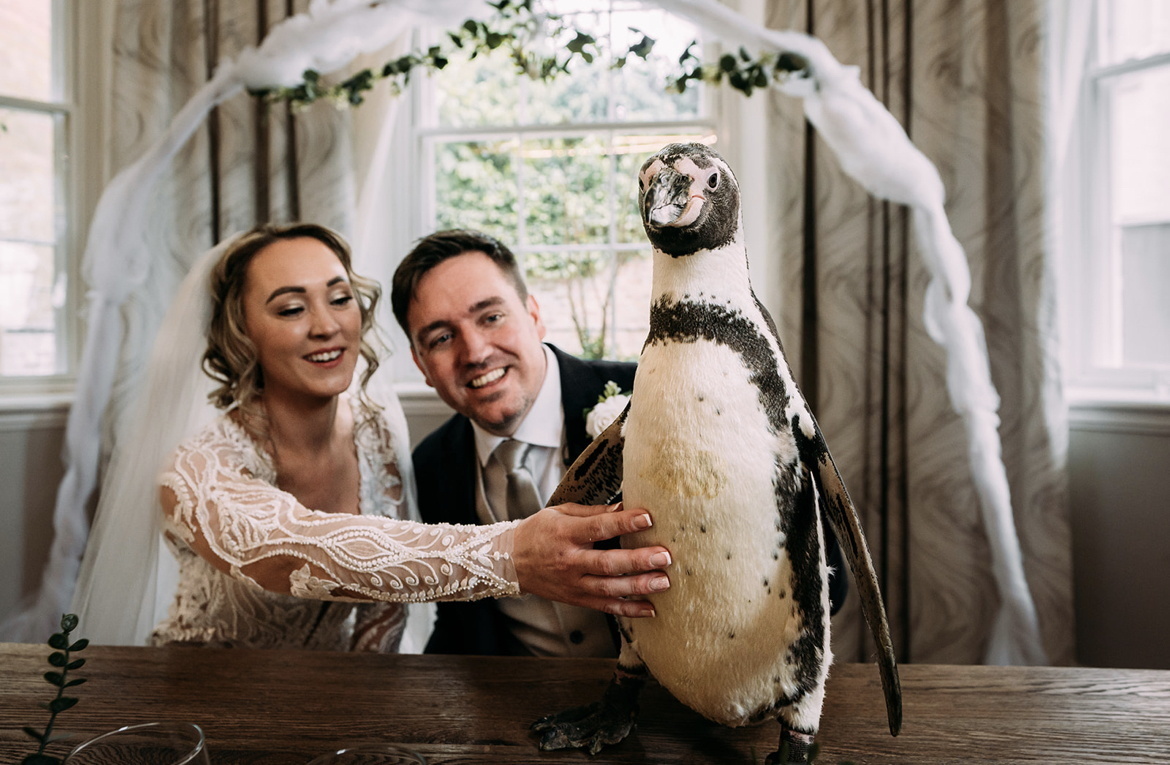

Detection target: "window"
[1063, 0, 1170, 402]
[412, 0, 714, 361]
[0, 0, 73, 381]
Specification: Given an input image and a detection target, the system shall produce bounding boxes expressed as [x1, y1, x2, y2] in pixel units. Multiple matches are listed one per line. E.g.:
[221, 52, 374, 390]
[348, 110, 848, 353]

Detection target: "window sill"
[395, 382, 452, 418]
[0, 391, 72, 431]
[1068, 396, 1170, 436]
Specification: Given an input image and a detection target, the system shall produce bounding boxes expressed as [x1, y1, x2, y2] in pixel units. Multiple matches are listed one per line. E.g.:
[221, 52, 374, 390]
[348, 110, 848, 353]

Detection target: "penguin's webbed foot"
[530, 676, 642, 755]
[765, 728, 818, 764]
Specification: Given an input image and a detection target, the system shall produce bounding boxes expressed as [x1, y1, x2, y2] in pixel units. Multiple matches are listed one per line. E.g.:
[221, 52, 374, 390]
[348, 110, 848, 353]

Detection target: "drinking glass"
[64, 721, 209, 764]
[306, 744, 427, 764]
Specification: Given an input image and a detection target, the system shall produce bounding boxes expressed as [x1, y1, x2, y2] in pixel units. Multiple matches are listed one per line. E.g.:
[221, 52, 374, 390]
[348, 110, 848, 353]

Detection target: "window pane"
[610, 5, 702, 121]
[0, 0, 54, 101]
[434, 51, 520, 129]
[522, 136, 610, 246]
[526, 246, 650, 361]
[1100, 0, 1170, 66]
[432, 0, 703, 128]
[1120, 223, 1170, 367]
[524, 6, 610, 124]
[433, 139, 519, 235]
[1108, 67, 1170, 223]
[0, 241, 59, 376]
[0, 108, 58, 242]
[610, 246, 653, 360]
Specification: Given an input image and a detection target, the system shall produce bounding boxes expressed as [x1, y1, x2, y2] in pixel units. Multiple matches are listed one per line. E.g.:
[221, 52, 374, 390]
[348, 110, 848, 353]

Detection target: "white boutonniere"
[584, 380, 631, 439]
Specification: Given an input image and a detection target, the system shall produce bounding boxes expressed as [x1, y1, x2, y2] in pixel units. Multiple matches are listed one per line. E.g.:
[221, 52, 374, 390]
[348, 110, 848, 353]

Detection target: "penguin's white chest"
[620, 337, 807, 726]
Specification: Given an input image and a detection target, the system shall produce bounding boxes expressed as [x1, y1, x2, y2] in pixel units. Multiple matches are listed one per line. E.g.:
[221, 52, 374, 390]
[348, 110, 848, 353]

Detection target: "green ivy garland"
[250, 0, 810, 109]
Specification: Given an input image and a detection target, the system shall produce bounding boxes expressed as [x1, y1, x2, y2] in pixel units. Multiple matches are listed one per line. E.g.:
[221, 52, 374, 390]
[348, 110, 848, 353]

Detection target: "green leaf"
[776, 51, 807, 72]
[462, 19, 479, 34]
[719, 53, 737, 72]
[66, 658, 86, 671]
[48, 696, 79, 714]
[48, 652, 67, 667]
[60, 614, 79, 632]
[68, 638, 89, 652]
[22, 726, 45, 743]
[43, 671, 65, 687]
[629, 34, 655, 60]
[47, 634, 67, 650]
[63, 677, 88, 688]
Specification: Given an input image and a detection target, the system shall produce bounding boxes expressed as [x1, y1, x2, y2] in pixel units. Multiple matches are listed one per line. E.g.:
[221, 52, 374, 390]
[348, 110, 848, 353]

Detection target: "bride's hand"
[511, 503, 672, 618]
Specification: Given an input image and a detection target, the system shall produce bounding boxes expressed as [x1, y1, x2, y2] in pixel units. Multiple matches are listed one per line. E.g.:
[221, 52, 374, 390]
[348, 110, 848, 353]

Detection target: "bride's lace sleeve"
[159, 428, 521, 604]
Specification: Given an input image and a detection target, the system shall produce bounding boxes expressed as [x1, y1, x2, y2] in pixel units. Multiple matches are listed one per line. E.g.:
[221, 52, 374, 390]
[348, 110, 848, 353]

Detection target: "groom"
[391, 229, 639, 657]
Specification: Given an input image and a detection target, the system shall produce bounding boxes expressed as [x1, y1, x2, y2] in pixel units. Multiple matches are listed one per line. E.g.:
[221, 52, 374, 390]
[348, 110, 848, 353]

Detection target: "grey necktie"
[485, 439, 543, 521]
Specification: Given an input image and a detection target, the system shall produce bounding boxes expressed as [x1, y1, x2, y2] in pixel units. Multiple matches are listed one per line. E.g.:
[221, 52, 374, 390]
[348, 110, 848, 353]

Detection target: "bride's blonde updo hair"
[202, 223, 384, 433]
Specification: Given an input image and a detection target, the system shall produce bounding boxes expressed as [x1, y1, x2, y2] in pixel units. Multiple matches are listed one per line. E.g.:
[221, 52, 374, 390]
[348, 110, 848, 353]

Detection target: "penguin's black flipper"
[548, 402, 629, 507]
[800, 423, 903, 737]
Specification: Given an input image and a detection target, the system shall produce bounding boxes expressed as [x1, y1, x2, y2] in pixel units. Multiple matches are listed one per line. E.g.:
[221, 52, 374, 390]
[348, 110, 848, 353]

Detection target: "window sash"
[0, 0, 75, 388]
[1064, 3, 1170, 403]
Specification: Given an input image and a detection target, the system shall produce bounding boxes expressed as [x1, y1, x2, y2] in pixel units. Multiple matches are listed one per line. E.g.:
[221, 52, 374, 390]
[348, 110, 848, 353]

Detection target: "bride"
[71, 223, 670, 651]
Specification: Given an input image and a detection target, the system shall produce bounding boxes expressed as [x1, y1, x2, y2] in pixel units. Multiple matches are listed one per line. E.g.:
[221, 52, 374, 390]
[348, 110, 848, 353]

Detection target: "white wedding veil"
[70, 237, 234, 645]
[70, 231, 432, 649]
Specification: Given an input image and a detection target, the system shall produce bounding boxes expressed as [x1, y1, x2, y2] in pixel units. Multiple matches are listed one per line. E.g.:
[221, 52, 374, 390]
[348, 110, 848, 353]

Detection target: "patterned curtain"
[102, 0, 357, 447]
[765, 0, 1073, 665]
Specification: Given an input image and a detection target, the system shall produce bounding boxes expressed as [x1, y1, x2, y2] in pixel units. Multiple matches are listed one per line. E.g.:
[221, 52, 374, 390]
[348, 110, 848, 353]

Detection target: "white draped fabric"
[5, 0, 1062, 665]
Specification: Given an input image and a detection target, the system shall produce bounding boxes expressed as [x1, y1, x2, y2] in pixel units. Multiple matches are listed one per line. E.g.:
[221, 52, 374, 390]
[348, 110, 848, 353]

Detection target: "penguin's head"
[638, 142, 740, 258]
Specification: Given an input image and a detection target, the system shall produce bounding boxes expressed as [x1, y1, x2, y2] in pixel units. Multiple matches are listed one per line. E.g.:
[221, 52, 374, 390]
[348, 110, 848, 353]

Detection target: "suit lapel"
[552, 344, 604, 463]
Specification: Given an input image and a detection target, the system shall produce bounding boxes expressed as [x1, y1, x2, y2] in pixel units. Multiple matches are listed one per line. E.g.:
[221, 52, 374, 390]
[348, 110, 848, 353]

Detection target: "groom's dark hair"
[390, 229, 528, 343]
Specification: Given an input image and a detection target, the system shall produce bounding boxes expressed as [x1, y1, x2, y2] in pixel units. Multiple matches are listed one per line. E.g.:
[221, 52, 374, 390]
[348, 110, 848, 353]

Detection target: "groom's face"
[407, 251, 548, 437]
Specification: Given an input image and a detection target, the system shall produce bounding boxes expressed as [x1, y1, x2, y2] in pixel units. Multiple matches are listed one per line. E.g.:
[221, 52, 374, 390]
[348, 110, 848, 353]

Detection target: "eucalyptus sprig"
[252, 0, 606, 109]
[252, 0, 813, 111]
[668, 42, 810, 97]
[21, 613, 89, 765]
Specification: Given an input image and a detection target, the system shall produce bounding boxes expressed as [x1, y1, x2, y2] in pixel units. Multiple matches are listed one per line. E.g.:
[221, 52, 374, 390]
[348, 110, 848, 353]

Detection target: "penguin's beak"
[644, 166, 705, 228]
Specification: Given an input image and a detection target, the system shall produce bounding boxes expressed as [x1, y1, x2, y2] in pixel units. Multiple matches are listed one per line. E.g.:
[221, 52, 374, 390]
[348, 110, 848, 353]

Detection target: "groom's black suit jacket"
[413, 344, 847, 656]
[414, 344, 638, 656]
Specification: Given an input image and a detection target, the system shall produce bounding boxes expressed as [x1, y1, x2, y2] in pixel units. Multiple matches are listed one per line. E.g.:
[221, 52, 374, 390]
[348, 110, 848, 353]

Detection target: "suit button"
[569, 630, 585, 644]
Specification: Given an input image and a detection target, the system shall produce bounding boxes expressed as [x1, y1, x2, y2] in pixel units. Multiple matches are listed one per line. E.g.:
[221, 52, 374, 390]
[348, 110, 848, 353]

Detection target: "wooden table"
[2, 643, 1168, 764]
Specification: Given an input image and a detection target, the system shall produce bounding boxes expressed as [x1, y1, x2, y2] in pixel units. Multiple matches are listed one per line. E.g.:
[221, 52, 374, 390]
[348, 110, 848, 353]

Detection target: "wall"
[0, 400, 69, 621]
[1067, 405, 1170, 669]
[2, 396, 1168, 670]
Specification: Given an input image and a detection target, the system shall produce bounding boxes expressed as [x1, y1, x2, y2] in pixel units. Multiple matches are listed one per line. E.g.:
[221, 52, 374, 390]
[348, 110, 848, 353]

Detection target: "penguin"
[530, 143, 901, 764]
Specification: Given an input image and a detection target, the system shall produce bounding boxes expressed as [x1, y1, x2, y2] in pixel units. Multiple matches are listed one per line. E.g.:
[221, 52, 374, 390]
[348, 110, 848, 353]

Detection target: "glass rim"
[66, 721, 206, 764]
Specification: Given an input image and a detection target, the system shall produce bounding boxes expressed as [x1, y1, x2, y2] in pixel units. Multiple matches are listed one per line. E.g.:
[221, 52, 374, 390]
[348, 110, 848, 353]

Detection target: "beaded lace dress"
[150, 398, 519, 650]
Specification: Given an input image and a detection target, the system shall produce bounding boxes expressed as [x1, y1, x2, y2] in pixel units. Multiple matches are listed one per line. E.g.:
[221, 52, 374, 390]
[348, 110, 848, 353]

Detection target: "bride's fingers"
[580, 546, 673, 578]
[549, 503, 654, 543]
[583, 594, 658, 619]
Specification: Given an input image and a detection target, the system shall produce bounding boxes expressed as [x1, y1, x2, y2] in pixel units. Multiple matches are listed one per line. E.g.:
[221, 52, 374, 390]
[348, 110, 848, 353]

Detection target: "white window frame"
[1061, 1, 1170, 411]
[0, 0, 82, 400]
[382, 3, 780, 405]
[402, 9, 738, 364]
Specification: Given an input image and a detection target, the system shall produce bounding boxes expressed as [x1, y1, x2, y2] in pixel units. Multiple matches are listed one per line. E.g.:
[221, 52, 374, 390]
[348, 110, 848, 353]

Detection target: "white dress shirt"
[470, 345, 616, 657]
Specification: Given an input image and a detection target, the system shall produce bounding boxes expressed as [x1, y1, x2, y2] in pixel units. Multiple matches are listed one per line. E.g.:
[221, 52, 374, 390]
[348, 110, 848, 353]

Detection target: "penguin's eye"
[706, 171, 720, 189]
